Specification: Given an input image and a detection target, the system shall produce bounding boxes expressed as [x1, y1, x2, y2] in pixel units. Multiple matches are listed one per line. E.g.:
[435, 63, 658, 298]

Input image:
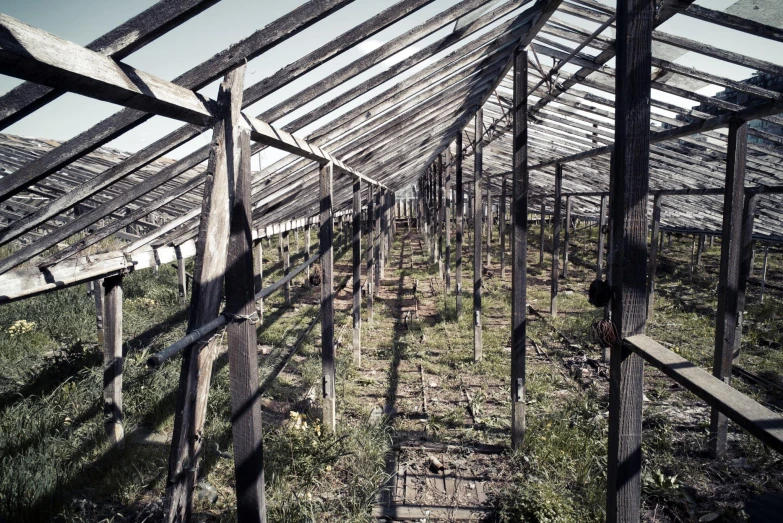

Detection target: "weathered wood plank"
[551, 164, 561, 318]
[456, 132, 464, 317]
[646, 193, 662, 320]
[320, 161, 336, 432]
[352, 178, 362, 366]
[102, 274, 124, 446]
[225, 130, 267, 523]
[473, 109, 483, 362]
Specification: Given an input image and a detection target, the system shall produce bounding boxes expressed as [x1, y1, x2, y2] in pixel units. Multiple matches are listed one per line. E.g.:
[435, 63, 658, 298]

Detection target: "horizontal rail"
[625, 334, 783, 454]
[147, 252, 321, 367]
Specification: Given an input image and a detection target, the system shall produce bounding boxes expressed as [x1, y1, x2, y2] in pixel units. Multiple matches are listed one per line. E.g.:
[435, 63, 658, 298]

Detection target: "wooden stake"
[305, 224, 311, 284]
[511, 46, 528, 449]
[761, 245, 769, 303]
[709, 120, 748, 457]
[320, 161, 336, 432]
[352, 178, 362, 366]
[473, 109, 483, 362]
[282, 229, 290, 305]
[102, 274, 124, 446]
[226, 130, 267, 523]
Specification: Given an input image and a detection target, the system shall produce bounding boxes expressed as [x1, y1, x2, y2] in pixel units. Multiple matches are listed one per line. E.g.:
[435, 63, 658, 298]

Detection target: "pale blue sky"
[0, 0, 781, 167]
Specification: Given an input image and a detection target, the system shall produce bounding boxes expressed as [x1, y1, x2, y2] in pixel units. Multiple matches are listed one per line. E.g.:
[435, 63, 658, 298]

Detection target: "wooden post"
[367, 184, 374, 323]
[539, 201, 545, 265]
[380, 190, 386, 280]
[473, 109, 483, 362]
[225, 130, 267, 523]
[597, 195, 607, 279]
[320, 161, 336, 432]
[563, 195, 571, 279]
[551, 164, 562, 318]
[305, 224, 311, 284]
[445, 162, 452, 291]
[500, 175, 507, 279]
[735, 193, 758, 363]
[438, 154, 445, 279]
[254, 240, 263, 318]
[486, 188, 492, 267]
[93, 277, 105, 347]
[282, 230, 291, 305]
[456, 132, 464, 318]
[374, 188, 381, 297]
[102, 274, 124, 446]
[352, 178, 362, 366]
[511, 46, 528, 449]
[647, 193, 662, 321]
[709, 120, 749, 458]
[176, 246, 187, 303]
[761, 245, 769, 303]
[690, 235, 697, 278]
[165, 64, 245, 522]
[697, 234, 705, 266]
[607, 1, 653, 519]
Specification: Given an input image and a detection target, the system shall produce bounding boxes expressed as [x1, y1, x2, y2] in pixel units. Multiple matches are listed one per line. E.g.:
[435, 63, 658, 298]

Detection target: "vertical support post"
[305, 224, 312, 283]
[254, 240, 263, 318]
[647, 193, 662, 321]
[456, 133, 464, 317]
[551, 164, 562, 318]
[380, 189, 386, 280]
[93, 277, 105, 347]
[511, 46, 528, 449]
[473, 109, 484, 362]
[374, 188, 381, 296]
[438, 154, 445, 279]
[607, 1, 653, 519]
[226, 130, 267, 523]
[563, 195, 571, 279]
[486, 187, 492, 267]
[165, 64, 245, 522]
[500, 175, 507, 279]
[352, 178, 362, 366]
[760, 244, 769, 303]
[445, 162, 452, 290]
[597, 195, 607, 279]
[735, 193, 757, 362]
[320, 161, 336, 432]
[102, 274, 124, 446]
[709, 120, 748, 457]
[697, 234, 705, 266]
[282, 230, 290, 305]
[367, 184, 375, 323]
[539, 201, 545, 265]
[176, 246, 187, 303]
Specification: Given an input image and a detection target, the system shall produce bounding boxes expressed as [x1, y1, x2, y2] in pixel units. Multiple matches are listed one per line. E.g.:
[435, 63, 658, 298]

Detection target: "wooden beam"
[102, 274, 124, 446]
[352, 178, 362, 366]
[176, 245, 188, 303]
[320, 161, 336, 432]
[445, 161, 452, 290]
[511, 46, 528, 449]
[254, 240, 263, 318]
[647, 193, 662, 321]
[473, 109, 483, 362]
[164, 64, 246, 522]
[500, 175, 507, 279]
[563, 195, 571, 279]
[551, 164, 561, 318]
[225, 130, 267, 523]
[606, 1, 653, 519]
[709, 120, 749, 458]
[539, 201, 545, 265]
[368, 184, 375, 323]
[674, 3, 783, 44]
[456, 132, 464, 317]
[597, 195, 607, 279]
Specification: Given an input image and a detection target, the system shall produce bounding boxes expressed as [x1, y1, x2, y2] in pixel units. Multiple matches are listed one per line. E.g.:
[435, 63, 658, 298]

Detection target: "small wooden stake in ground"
[352, 178, 362, 366]
[511, 46, 528, 449]
[320, 161, 336, 432]
[456, 132, 464, 318]
[164, 64, 245, 523]
[709, 120, 749, 458]
[473, 109, 483, 362]
[551, 164, 562, 318]
[102, 274, 124, 446]
[225, 130, 267, 523]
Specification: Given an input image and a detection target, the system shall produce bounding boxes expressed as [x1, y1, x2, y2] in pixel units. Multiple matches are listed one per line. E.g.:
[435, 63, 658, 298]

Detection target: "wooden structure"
[1, 0, 783, 521]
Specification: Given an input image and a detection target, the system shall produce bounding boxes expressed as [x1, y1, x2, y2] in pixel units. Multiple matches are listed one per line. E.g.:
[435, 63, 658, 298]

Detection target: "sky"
[0, 0, 781, 170]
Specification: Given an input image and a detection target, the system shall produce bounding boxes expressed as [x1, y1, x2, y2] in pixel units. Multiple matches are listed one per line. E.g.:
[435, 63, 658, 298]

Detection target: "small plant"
[7, 319, 36, 337]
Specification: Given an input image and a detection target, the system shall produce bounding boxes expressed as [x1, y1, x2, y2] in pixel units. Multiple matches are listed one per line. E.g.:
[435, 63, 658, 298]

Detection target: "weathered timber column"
[320, 161, 336, 432]
[176, 246, 187, 303]
[500, 175, 507, 279]
[165, 65, 245, 522]
[254, 240, 263, 318]
[367, 184, 375, 323]
[352, 178, 362, 367]
[760, 244, 769, 303]
[374, 188, 381, 297]
[305, 224, 312, 284]
[445, 162, 452, 290]
[511, 46, 528, 449]
[429, 167, 436, 261]
[563, 195, 571, 279]
[647, 193, 662, 321]
[93, 277, 105, 346]
[102, 274, 124, 446]
[551, 164, 562, 318]
[539, 201, 545, 265]
[282, 229, 290, 305]
[486, 187, 492, 267]
[709, 120, 749, 458]
[380, 189, 386, 280]
[696, 234, 705, 266]
[438, 154, 445, 279]
[473, 109, 484, 362]
[456, 133, 464, 317]
[735, 193, 758, 358]
[597, 195, 607, 279]
[607, 1, 653, 519]
[226, 130, 267, 523]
